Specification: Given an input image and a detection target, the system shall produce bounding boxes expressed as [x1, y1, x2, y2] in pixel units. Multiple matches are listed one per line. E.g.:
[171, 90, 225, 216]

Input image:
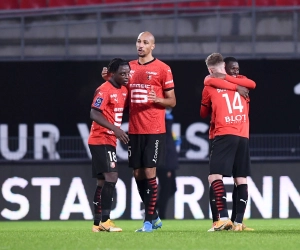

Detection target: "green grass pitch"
[0, 219, 299, 250]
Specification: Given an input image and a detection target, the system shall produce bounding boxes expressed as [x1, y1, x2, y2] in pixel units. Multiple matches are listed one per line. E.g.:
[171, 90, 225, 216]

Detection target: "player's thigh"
[209, 135, 239, 176]
[209, 138, 213, 158]
[232, 137, 251, 178]
[143, 134, 166, 168]
[88, 144, 118, 178]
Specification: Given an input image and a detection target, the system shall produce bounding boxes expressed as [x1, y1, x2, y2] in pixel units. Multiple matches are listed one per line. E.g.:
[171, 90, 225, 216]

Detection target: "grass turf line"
[0, 219, 299, 250]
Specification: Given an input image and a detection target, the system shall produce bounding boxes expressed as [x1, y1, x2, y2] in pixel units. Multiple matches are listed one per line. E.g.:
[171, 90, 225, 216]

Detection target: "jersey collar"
[138, 58, 156, 65]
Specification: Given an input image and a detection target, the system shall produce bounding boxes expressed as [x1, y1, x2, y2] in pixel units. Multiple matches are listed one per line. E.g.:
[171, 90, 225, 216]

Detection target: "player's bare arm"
[90, 109, 129, 144]
[148, 86, 176, 108]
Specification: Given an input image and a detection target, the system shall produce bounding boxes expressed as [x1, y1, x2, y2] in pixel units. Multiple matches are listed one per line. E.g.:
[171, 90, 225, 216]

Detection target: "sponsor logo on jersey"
[146, 71, 157, 75]
[165, 80, 173, 85]
[110, 93, 118, 102]
[130, 83, 150, 89]
[94, 97, 103, 107]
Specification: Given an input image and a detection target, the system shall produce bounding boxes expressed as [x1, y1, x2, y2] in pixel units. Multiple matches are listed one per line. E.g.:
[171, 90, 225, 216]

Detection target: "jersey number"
[131, 89, 148, 103]
[108, 151, 117, 162]
[222, 92, 243, 114]
[114, 112, 123, 127]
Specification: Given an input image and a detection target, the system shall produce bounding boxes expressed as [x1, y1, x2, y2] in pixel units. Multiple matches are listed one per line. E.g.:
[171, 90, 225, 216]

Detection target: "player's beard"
[138, 54, 145, 58]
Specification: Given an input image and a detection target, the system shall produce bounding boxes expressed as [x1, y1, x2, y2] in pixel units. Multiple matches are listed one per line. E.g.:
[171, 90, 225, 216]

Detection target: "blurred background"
[1, 0, 300, 221]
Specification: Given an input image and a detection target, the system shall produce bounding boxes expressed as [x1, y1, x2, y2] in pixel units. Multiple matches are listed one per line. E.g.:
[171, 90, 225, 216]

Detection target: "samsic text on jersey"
[128, 58, 174, 134]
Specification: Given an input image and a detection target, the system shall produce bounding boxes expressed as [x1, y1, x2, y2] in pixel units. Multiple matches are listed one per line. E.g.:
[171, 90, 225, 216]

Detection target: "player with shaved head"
[102, 31, 176, 232]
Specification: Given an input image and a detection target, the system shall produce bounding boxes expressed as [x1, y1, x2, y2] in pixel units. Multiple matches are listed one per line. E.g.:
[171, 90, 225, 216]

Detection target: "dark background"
[1, 60, 300, 136]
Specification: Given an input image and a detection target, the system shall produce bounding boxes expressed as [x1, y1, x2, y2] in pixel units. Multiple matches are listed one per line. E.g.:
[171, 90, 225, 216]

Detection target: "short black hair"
[107, 58, 130, 73]
[224, 57, 238, 65]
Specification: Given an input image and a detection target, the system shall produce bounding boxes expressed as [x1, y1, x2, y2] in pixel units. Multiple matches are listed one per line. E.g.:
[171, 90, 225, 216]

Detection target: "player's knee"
[144, 167, 156, 179]
[133, 168, 145, 180]
[104, 172, 118, 183]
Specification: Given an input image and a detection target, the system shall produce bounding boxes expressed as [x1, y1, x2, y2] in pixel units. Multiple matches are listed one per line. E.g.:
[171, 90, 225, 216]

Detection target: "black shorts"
[128, 134, 166, 169]
[88, 144, 118, 178]
[209, 135, 251, 178]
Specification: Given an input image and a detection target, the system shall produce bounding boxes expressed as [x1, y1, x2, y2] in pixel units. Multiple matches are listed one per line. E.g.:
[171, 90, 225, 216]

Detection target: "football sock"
[136, 178, 159, 220]
[235, 184, 248, 223]
[231, 184, 238, 222]
[100, 181, 116, 223]
[136, 179, 147, 203]
[209, 185, 219, 222]
[211, 179, 229, 218]
[144, 177, 158, 223]
[93, 185, 102, 226]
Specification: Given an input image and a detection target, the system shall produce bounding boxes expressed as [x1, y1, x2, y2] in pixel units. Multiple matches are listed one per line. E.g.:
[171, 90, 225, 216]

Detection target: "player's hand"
[236, 85, 249, 99]
[210, 72, 226, 79]
[101, 67, 110, 81]
[148, 86, 158, 103]
[114, 128, 129, 144]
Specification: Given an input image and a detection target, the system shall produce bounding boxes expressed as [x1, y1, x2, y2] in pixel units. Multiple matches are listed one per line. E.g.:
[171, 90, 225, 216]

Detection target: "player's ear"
[151, 43, 155, 50]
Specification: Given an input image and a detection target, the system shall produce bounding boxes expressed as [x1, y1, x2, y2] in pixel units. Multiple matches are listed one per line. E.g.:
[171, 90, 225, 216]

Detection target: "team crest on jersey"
[94, 97, 103, 107]
[110, 162, 116, 168]
[147, 74, 152, 80]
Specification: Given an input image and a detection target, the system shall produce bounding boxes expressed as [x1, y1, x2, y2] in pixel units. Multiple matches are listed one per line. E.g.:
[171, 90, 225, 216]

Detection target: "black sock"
[231, 184, 238, 222]
[144, 177, 158, 222]
[136, 179, 146, 203]
[101, 181, 116, 223]
[211, 179, 228, 218]
[235, 184, 248, 223]
[136, 178, 158, 220]
[93, 186, 102, 226]
[209, 185, 219, 222]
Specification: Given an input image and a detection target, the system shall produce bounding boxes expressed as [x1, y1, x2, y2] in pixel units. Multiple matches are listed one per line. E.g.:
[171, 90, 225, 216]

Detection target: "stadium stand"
[219, 0, 248, 6]
[247, 0, 276, 5]
[48, 0, 76, 8]
[76, 0, 102, 5]
[103, 0, 126, 3]
[0, 0, 19, 9]
[276, 0, 300, 5]
[0, 1, 300, 10]
[189, 1, 217, 7]
[20, 0, 47, 9]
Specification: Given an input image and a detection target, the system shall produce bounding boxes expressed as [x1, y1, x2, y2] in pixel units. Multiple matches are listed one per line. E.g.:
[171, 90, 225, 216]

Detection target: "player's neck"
[138, 55, 154, 65]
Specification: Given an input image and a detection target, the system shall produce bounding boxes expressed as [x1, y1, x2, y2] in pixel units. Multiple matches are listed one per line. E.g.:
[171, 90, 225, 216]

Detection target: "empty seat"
[276, 0, 300, 5]
[48, 0, 76, 7]
[189, 1, 218, 7]
[219, 0, 248, 6]
[160, 2, 188, 7]
[103, 0, 125, 3]
[132, 0, 155, 9]
[247, 0, 276, 6]
[20, 0, 47, 9]
[76, 0, 102, 5]
[0, 0, 19, 9]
